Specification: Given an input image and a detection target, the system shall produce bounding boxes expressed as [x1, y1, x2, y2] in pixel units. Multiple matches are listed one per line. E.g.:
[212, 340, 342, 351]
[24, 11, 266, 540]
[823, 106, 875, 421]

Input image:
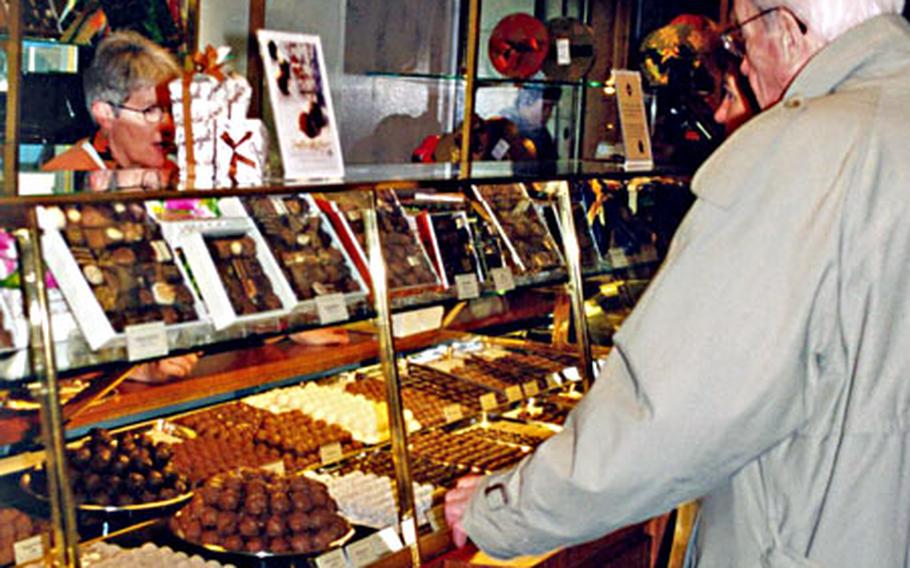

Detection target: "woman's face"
[106, 84, 174, 169]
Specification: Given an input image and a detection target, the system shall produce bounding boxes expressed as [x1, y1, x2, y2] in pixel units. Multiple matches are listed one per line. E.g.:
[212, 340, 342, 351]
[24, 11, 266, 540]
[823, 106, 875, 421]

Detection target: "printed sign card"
[257, 30, 345, 180]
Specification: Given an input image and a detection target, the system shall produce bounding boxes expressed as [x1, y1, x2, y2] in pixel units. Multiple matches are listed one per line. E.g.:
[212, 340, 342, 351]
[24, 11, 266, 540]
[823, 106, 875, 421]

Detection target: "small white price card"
[261, 461, 286, 475]
[320, 442, 344, 465]
[505, 385, 523, 403]
[346, 538, 379, 567]
[491, 139, 511, 160]
[125, 322, 169, 362]
[608, 247, 629, 268]
[443, 404, 464, 423]
[14, 535, 44, 565]
[316, 293, 349, 324]
[563, 367, 582, 382]
[375, 526, 404, 554]
[455, 273, 480, 300]
[490, 267, 515, 292]
[315, 547, 348, 568]
[546, 373, 562, 390]
[480, 392, 499, 412]
[523, 380, 540, 398]
[556, 38, 572, 65]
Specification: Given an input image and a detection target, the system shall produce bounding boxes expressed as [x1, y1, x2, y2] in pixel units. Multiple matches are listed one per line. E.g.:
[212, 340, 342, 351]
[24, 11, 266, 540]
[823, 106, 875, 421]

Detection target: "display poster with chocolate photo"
[257, 30, 344, 180]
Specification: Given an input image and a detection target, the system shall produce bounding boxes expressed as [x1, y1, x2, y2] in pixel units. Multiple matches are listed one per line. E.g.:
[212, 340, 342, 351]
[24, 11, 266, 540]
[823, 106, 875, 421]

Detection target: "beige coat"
[463, 15, 910, 567]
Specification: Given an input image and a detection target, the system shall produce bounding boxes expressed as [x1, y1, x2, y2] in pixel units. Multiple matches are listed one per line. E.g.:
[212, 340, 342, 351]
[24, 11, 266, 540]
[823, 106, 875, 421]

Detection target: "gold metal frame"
[458, 0, 481, 178]
[363, 190, 423, 565]
[556, 181, 595, 391]
[16, 221, 80, 567]
[3, 0, 22, 196]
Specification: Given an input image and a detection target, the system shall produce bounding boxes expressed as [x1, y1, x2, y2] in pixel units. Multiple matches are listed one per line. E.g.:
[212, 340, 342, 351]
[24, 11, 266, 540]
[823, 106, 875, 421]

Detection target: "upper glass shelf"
[363, 71, 608, 89]
[1, 161, 690, 205]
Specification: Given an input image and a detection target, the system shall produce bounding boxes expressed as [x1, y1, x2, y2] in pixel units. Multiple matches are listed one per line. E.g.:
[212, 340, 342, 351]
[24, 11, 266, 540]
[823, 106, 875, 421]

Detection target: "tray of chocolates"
[326, 448, 467, 490]
[472, 183, 564, 276]
[0, 508, 48, 566]
[416, 211, 483, 289]
[540, 200, 604, 270]
[160, 218, 296, 330]
[404, 362, 495, 415]
[222, 195, 367, 309]
[320, 190, 442, 296]
[168, 468, 353, 558]
[344, 369, 454, 429]
[20, 427, 193, 513]
[36, 204, 204, 351]
[409, 426, 531, 473]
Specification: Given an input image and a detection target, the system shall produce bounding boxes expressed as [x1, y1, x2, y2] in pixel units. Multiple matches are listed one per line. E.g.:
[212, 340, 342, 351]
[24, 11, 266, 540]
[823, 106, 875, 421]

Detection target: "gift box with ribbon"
[169, 45, 258, 188]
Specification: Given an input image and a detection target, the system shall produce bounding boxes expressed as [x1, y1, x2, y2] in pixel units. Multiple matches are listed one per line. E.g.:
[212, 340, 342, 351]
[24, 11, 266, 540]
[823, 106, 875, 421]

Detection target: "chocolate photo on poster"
[257, 30, 344, 180]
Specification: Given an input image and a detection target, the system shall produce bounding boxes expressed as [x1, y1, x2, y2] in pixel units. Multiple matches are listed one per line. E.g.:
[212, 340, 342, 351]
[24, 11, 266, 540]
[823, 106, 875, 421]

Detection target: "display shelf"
[0, 161, 689, 203]
[363, 70, 608, 89]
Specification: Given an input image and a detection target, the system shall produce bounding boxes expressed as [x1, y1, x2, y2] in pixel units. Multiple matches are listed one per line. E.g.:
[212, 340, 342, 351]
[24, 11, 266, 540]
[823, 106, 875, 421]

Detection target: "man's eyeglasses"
[720, 6, 808, 59]
[109, 101, 166, 123]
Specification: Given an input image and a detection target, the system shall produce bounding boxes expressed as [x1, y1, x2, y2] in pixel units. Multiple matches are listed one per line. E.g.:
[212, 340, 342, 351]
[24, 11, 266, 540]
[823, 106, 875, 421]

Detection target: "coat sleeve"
[461, 150, 846, 559]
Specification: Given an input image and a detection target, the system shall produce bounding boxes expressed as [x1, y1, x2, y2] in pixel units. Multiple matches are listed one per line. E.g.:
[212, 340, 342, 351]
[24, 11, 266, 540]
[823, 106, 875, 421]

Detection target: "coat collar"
[691, 14, 909, 209]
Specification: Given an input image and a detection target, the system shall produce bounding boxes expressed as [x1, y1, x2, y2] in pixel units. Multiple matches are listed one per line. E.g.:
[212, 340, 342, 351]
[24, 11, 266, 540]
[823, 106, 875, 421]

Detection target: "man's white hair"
[754, 0, 905, 41]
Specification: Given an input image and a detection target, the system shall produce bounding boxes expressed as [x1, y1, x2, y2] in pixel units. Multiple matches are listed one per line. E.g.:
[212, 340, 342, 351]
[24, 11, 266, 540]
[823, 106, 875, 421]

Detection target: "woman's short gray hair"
[753, 0, 905, 41]
[83, 31, 180, 112]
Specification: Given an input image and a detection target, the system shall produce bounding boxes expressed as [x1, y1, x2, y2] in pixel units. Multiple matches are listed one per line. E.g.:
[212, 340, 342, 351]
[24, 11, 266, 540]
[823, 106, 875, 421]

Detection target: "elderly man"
[446, 0, 910, 565]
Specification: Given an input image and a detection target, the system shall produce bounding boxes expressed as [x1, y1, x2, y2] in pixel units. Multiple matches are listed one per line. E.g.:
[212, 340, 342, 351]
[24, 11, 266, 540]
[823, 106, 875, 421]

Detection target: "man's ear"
[90, 100, 116, 131]
[777, 9, 811, 60]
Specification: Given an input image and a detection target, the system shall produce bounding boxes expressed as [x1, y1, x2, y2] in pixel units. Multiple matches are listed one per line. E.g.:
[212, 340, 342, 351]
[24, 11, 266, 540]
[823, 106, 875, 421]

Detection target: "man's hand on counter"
[445, 474, 483, 547]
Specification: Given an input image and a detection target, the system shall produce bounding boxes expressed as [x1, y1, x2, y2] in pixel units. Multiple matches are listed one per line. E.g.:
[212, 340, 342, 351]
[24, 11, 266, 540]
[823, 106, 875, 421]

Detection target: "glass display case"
[0, 2, 695, 566]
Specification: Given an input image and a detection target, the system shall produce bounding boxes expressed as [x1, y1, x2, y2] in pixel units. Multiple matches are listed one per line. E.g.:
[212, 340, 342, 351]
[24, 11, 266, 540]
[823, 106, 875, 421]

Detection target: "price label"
[556, 38, 572, 65]
[125, 322, 169, 362]
[546, 373, 562, 390]
[491, 139, 511, 160]
[261, 461, 286, 475]
[562, 367, 582, 382]
[346, 538, 379, 567]
[315, 547, 349, 568]
[14, 535, 44, 565]
[455, 273, 480, 300]
[505, 385, 523, 403]
[428, 504, 448, 532]
[316, 293, 349, 324]
[320, 442, 344, 465]
[608, 247, 629, 268]
[480, 392, 499, 412]
[490, 267, 515, 292]
[443, 404, 464, 423]
[376, 526, 404, 554]
[523, 380, 540, 398]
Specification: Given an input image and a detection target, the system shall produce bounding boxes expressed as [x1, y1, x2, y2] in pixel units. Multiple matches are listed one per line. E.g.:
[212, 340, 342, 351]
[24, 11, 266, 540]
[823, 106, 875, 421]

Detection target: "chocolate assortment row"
[172, 402, 361, 483]
[170, 469, 348, 555]
[427, 213, 480, 284]
[375, 191, 439, 290]
[475, 184, 563, 273]
[56, 204, 198, 331]
[404, 363, 493, 414]
[242, 196, 361, 300]
[330, 448, 466, 489]
[345, 373, 451, 429]
[204, 234, 282, 315]
[28, 428, 191, 508]
[409, 428, 529, 473]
